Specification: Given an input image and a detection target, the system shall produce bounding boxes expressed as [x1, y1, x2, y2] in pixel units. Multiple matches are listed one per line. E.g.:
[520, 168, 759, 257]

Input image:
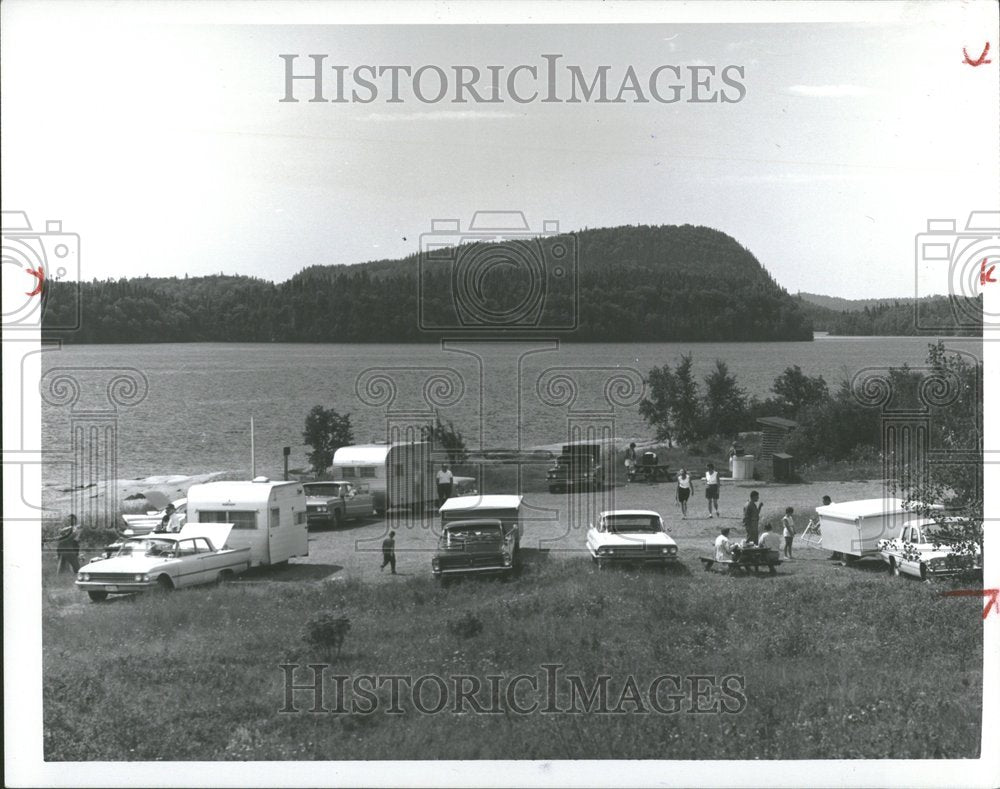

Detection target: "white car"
[586, 510, 679, 568]
[878, 517, 982, 580]
[77, 524, 250, 602]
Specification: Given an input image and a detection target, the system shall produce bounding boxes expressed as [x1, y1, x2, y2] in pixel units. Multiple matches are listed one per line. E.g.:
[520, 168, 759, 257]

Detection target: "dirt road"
[292, 478, 887, 583]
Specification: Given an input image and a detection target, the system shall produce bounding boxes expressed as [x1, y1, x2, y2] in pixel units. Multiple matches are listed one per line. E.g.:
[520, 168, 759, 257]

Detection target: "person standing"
[435, 464, 454, 507]
[703, 463, 720, 518]
[380, 530, 397, 574]
[742, 490, 763, 544]
[55, 514, 82, 574]
[675, 469, 694, 519]
[624, 442, 637, 484]
[782, 507, 796, 559]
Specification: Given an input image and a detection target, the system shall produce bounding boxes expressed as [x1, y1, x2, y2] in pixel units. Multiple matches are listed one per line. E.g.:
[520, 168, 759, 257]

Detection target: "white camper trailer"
[812, 498, 921, 560]
[185, 477, 308, 567]
[331, 442, 434, 513]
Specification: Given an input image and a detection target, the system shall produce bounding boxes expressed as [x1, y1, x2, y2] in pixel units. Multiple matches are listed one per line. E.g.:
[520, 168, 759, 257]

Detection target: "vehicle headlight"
[668, 546, 677, 554]
[431, 558, 440, 570]
[317, 505, 327, 513]
[502, 552, 512, 566]
[79, 572, 90, 582]
[606, 548, 614, 555]
[142, 574, 151, 582]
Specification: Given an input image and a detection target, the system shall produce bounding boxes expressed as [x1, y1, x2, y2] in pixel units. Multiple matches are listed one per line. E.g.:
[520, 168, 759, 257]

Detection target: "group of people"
[714, 493, 834, 565]
[674, 464, 721, 519]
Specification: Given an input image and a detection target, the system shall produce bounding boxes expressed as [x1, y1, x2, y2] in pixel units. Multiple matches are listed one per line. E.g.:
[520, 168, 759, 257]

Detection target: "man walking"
[436, 464, 454, 507]
[380, 530, 397, 575]
[742, 490, 763, 544]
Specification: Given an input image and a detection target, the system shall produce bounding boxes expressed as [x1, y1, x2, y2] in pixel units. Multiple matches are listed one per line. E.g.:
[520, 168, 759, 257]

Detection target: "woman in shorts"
[675, 468, 694, 518]
[703, 462, 720, 518]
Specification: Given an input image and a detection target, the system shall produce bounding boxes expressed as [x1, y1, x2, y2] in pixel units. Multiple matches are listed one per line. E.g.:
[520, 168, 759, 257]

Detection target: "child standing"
[703, 463, 720, 518]
[781, 507, 796, 559]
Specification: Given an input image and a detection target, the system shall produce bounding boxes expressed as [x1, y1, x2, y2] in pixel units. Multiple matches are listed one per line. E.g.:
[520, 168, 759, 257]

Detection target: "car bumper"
[76, 580, 156, 594]
[432, 563, 514, 577]
[592, 551, 679, 564]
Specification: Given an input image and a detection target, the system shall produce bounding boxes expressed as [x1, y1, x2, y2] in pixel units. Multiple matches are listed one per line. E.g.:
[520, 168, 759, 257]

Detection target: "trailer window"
[198, 510, 258, 530]
[340, 467, 357, 478]
[270, 507, 281, 528]
[295, 511, 306, 525]
[360, 466, 377, 478]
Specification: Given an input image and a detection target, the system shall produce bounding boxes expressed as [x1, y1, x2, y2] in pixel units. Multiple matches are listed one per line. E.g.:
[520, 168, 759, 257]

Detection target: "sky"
[2, 1, 998, 299]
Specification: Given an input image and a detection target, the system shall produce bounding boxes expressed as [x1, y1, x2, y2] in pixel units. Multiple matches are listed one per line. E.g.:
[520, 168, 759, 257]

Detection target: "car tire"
[597, 558, 607, 571]
[87, 590, 108, 602]
[889, 558, 901, 577]
[919, 563, 928, 582]
[155, 575, 174, 593]
[332, 510, 343, 528]
[217, 570, 234, 586]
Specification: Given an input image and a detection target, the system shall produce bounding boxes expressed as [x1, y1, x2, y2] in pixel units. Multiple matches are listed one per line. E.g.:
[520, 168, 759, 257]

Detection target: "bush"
[447, 612, 483, 639]
[302, 612, 351, 655]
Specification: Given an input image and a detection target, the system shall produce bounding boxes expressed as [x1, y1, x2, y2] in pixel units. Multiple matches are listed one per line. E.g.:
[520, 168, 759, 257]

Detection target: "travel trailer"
[810, 498, 934, 560]
[184, 477, 308, 567]
[331, 441, 435, 513]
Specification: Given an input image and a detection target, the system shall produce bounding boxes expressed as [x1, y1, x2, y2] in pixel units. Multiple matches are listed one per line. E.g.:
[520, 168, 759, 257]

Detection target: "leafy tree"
[771, 365, 829, 415]
[302, 406, 354, 475]
[422, 415, 468, 466]
[899, 343, 983, 559]
[639, 353, 703, 444]
[703, 360, 749, 437]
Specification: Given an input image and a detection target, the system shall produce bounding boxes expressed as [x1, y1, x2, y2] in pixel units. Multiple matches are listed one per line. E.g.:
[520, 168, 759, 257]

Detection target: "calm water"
[40, 337, 981, 485]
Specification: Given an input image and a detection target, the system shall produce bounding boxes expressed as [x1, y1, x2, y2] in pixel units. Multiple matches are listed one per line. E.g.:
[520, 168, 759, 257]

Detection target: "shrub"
[447, 612, 483, 639]
[302, 612, 351, 656]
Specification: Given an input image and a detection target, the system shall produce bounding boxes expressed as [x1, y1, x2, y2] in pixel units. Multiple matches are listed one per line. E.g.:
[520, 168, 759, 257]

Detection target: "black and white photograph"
[2, 1, 998, 786]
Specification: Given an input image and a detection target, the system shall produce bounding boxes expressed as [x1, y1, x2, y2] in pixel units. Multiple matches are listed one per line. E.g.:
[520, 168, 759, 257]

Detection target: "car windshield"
[605, 516, 661, 533]
[921, 525, 959, 544]
[116, 538, 177, 557]
[305, 484, 341, 497]
[445, 525, 503, 544]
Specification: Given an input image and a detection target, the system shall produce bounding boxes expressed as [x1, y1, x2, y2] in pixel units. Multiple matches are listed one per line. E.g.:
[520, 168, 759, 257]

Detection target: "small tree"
[302, 405, 354, 475]
[639, 353, 704, 444]
[900, 343, 983, 559]
[422, 415, 468, 466]
[703, 360, 749, 437]
[771, 366, 829, 415]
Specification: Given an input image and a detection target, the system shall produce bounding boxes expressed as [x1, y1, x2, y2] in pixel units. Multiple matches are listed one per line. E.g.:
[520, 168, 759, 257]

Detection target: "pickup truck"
[432, 495, 523, 580]
[877, 518, 982, 580]
[303, 481, 375, 528]
[76, 524, 250, 601]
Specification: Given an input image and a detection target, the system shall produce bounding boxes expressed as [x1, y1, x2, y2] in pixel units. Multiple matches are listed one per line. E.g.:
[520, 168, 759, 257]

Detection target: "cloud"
[787, 84, 872, 97]
[356, 110, 522, 122]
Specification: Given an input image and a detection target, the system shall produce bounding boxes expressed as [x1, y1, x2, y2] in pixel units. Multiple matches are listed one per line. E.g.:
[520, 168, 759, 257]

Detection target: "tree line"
[43, 224, 815, 343]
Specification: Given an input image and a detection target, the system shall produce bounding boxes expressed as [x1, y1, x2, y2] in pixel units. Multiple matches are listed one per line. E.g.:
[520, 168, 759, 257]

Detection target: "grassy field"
[43, 547, 983, 761]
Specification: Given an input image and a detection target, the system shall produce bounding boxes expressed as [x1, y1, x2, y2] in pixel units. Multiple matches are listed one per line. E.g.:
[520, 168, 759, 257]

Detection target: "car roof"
[440, 495, 522, 512]
[444, 519, 503, 529]
[600, 510, 661, 518]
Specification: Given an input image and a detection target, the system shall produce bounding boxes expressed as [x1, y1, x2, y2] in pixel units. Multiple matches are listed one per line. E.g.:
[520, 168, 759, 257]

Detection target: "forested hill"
[795, 292, 981, 336]
[43, 224, 815, 343]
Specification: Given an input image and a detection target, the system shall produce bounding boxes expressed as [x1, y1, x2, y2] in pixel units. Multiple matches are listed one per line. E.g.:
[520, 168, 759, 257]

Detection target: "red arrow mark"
[963, 42, 991, 67]
[26, 265, 45, 297]
[941, 588, 999, 619]
[981, 258, 996, 286]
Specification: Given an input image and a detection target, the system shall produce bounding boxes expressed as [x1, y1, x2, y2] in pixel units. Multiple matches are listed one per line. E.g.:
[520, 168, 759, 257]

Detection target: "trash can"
[772, 453, 794, 482]
[731, 454, 755, 481]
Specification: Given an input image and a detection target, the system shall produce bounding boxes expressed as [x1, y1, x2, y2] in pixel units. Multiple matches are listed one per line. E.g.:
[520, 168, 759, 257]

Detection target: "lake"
[40, 337, 981, 486]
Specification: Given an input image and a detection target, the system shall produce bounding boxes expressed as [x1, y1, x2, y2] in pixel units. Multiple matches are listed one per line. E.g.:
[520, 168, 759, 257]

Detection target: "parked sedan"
[76, 524, 250, 601]
[586, 510, 679, 569]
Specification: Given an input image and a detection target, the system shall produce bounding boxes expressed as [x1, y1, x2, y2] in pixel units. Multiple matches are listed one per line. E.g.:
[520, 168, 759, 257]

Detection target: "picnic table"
[700, 546, 782, 575]
[632, 463, 672, 483]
